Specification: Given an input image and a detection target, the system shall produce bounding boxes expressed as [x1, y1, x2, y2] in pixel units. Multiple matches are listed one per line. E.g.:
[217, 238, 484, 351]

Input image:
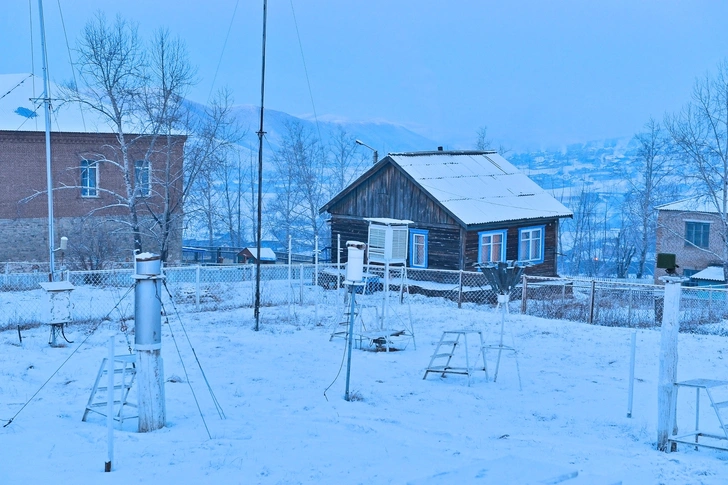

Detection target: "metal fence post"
[300, 263, 304, 304]
[336, 234, 341, 292]
[588, 279, 596, 324]
[521, 276, 528, 314]
[458, 270, 463, 309]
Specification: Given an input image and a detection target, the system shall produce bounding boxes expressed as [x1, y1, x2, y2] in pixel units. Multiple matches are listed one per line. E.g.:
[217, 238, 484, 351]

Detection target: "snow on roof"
[0, 73, 116, 134]
[690, 266, 725, 282]
[243, 247, 277, 261]
[364, 217, 414, 225]
[388, 152, 573, 226]
[657, 194, 722, 214]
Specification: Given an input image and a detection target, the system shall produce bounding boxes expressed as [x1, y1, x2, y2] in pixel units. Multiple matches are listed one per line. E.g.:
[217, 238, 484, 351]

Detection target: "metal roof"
[657, 194, 722, 214]
[388, 151, 572, 226]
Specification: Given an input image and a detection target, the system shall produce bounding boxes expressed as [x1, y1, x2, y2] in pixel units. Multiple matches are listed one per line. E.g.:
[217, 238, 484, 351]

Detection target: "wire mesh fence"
[2, 264, 728, 335]
[521, 276, 728, 332]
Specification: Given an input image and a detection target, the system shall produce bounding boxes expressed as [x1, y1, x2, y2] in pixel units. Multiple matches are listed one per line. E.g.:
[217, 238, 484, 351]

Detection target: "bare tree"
[475, 126, 510, 155]
[666, 59, 728, 262]
[329, 127, 367, 194]
[62, 15, 237, 262]
[623, 119, 679, 278]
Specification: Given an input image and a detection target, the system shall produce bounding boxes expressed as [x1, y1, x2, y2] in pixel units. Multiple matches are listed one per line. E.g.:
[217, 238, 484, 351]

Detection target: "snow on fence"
[1, 265, 727, 334]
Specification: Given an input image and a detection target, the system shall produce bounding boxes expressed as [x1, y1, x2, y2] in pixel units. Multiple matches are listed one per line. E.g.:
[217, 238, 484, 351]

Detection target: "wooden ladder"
[423, 330, 488, 386]
[82, 354, 138, 426]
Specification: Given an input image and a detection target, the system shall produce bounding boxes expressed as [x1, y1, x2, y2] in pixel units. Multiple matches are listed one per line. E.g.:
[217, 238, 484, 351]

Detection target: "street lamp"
[355, 139, 378, 165]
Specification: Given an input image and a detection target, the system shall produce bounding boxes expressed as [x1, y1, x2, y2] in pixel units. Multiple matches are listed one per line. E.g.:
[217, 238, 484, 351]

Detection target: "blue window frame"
[409, 229, 428, 268]
[478, 229, 507, 264]
[519, 225, 545, 263]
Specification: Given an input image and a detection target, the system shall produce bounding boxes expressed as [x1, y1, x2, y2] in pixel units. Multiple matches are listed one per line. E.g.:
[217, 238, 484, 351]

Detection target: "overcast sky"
[2, 0, 728, 150]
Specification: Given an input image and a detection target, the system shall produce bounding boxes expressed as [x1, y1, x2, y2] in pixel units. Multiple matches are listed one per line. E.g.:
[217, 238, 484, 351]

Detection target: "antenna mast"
[38, 0, 55, 281]
[254, 0, 268, 331]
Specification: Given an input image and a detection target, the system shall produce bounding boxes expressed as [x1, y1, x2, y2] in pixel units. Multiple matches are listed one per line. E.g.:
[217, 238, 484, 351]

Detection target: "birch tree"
[666, 59, 728, 263]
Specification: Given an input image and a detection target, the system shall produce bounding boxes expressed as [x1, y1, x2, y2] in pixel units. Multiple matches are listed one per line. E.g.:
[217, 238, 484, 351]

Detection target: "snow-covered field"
[2, 295, 728, 484]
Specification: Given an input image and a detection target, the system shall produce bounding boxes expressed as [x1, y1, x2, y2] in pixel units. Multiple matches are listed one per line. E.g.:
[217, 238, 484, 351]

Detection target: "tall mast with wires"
[254, 0, 268, 331]
[37, 0, 55, 282]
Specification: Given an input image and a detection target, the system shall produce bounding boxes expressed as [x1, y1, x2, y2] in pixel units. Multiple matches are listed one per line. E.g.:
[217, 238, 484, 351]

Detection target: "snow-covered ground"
[2, 295, 728, 484]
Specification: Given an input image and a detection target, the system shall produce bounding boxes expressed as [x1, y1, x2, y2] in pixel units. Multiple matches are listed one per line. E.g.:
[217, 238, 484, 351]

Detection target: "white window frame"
[409, 229, 428, 268]
[518, 225, 545, 263]
[80, 159, 98, 197]
[135, 160, 151, 197]
[478, 229, 507, 264]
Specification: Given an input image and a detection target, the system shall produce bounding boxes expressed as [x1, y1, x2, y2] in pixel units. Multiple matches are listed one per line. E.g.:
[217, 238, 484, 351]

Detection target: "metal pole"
[344, 284, 356, 401]
[105, 336, 114, 472]
[627, 329, 636, 418]
[254, 0, 268, 332]
[38, 0, 55, 282]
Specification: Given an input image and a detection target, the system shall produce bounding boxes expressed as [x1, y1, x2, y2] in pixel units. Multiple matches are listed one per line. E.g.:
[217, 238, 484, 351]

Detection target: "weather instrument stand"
[669, 379, 728, 452]
[82, 354, 138, 426]
[478, 261, 527, 390]
[423, 330, 488, 386]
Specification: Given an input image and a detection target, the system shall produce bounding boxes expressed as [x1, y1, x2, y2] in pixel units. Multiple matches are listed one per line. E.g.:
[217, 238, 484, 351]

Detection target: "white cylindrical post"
[134, 253, 166, 433]
[105, 336, 114, 472]
[657, 277, 683, 451]
[627, 329, 636, 418]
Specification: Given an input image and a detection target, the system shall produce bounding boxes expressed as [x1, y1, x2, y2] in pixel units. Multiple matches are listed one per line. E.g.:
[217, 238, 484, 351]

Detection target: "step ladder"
[423, 330, 487, 386]
[82, 354, 138, 426]
[670, 379, 728, 451]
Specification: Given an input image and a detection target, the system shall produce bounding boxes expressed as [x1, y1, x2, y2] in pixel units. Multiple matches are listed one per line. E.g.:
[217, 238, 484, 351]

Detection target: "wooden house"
[319, 150, 572, 276]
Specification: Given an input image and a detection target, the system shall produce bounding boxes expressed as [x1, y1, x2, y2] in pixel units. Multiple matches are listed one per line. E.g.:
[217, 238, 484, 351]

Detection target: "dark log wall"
[327, 163, 458, 225]
[463, 219, 560, 276]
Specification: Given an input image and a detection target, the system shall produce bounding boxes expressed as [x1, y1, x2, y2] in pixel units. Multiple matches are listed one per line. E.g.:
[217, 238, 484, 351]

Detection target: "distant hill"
[186, 100, 441, 157]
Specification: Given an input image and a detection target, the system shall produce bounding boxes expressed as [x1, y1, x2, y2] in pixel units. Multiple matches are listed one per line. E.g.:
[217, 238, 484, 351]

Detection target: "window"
[519, 225, 545, 263]
[409, 229, 428, 268]
[135, 160, 151, 197]
[478, 230, 507, 264]
[685, 221, 710, 248]
[80, 160, 98, 197]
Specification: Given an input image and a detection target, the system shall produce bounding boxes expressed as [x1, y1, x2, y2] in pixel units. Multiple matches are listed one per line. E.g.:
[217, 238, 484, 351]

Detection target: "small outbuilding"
[237, 247, 277, 264]
[319, 150, 572, 275]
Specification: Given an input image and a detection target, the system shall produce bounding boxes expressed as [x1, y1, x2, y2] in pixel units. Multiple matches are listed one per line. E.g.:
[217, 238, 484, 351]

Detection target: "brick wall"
[0, 130, 184, 263]
[655, 209, 725, 282]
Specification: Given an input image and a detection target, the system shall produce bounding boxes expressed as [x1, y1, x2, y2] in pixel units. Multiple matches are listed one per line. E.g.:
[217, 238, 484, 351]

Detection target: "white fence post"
[336, 234, 341, 292]
[314, 236, 319, 320]
[657, 277, 683, 451]
[195, 265, 201, 311]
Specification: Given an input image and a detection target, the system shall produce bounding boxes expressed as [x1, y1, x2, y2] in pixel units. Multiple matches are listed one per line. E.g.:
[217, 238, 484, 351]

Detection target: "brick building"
[0, 73, 185, 266]
[655, 196, 727, 283]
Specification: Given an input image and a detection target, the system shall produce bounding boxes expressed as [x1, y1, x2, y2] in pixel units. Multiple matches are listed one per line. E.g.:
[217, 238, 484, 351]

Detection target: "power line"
[289, 0, 322, 144]
[56, 0, 86, 131]
[207, 0, 240, 102]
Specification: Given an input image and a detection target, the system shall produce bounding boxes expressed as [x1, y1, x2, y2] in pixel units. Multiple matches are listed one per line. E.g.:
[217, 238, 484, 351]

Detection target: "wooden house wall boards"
[320, 150, 573, 275]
